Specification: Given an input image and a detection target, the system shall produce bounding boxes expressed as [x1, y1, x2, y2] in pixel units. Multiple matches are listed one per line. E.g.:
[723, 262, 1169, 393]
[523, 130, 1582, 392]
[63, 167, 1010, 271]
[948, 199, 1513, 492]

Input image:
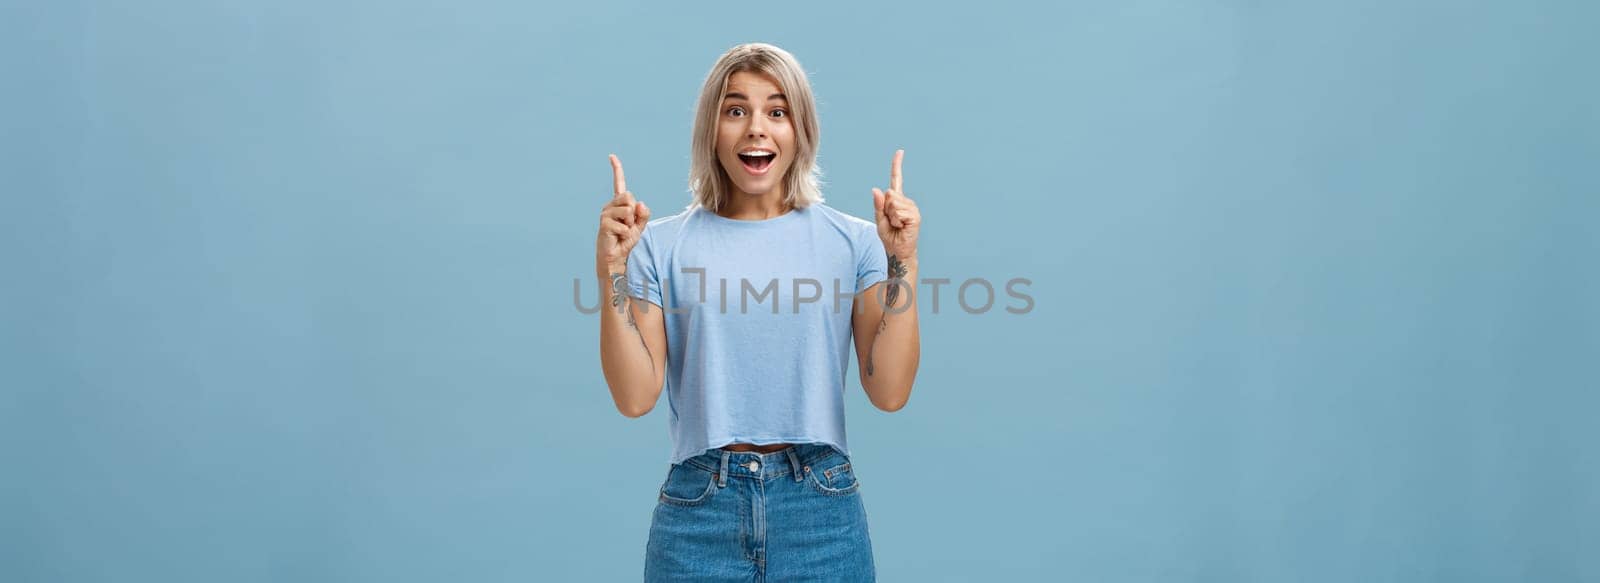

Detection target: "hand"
[871, 149, 920, 261]
[597, 154, 651, 275]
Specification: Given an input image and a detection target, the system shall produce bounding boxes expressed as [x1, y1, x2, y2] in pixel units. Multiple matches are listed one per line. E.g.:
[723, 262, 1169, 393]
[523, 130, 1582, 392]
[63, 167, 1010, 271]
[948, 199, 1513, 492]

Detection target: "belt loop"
[718, 450, 730, 487]
[785, 447, 804, 482]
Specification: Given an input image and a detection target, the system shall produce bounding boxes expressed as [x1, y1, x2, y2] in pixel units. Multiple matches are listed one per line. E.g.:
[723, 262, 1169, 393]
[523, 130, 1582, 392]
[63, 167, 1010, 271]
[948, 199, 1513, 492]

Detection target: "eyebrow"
[723, 92, 788, 102]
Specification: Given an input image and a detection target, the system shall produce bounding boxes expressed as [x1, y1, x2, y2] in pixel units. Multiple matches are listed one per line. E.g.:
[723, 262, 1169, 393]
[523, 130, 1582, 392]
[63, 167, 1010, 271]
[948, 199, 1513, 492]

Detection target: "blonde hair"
[688, 43, 823, 212]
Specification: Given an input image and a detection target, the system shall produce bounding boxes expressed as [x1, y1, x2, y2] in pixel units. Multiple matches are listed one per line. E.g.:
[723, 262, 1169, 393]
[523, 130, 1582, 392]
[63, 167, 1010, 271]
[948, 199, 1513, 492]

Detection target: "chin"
[734, 179, 778, 196]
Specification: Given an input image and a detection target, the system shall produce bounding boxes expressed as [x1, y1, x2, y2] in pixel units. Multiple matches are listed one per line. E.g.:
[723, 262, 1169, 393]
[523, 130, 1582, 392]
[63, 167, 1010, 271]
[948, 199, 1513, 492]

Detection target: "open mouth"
[737, 151, 776, 174]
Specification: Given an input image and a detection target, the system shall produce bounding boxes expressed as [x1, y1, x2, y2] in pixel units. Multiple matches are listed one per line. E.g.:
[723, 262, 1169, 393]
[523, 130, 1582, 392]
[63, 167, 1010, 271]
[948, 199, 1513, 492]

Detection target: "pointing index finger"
[609, 154, 627, 198]
[889, 149, 904, 194]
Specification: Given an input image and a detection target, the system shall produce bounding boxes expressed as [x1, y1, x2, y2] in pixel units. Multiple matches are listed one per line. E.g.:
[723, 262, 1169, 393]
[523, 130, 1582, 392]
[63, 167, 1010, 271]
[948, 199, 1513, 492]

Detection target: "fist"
[597, 154, 651, 274]
[871, 149, 920, 260]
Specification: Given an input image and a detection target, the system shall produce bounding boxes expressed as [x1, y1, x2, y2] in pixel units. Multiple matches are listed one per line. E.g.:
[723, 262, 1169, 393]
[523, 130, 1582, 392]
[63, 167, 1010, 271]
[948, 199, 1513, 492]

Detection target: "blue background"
[4, 0, 1597, 581]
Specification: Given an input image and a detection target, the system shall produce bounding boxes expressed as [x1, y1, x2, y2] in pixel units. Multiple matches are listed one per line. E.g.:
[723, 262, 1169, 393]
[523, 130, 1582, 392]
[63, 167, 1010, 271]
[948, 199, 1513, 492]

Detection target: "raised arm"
[596, 154, 668, 418]
[853, 149, 921, 412]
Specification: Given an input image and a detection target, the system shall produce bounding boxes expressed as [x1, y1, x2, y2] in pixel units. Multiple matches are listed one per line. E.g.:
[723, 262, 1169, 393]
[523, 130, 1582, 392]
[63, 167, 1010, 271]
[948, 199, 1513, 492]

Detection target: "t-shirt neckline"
[699, 205, 805, 226]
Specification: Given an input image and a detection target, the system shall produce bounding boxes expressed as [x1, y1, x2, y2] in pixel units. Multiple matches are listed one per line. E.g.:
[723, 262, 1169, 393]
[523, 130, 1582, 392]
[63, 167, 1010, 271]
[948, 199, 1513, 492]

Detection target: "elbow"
[860, 361, 917, 413]
[875, 398, 908, 413]
[613, 379, 662, 418]
[866, 380, 912, 413]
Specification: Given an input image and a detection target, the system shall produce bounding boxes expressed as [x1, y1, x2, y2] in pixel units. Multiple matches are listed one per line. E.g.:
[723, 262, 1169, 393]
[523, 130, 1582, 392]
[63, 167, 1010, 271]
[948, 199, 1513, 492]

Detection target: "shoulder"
[639, 205, 699, 243]
[804, 202, 877, 240]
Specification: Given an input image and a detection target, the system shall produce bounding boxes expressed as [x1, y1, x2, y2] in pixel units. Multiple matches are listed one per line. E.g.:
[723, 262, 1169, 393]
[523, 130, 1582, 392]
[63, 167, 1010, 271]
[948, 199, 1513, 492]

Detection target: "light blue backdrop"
[4, 0, 1596, 581]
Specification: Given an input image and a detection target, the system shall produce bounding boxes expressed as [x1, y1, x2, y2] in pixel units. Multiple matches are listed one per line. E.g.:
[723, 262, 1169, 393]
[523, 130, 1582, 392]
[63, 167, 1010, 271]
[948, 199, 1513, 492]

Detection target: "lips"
[737, 151, 776, 175]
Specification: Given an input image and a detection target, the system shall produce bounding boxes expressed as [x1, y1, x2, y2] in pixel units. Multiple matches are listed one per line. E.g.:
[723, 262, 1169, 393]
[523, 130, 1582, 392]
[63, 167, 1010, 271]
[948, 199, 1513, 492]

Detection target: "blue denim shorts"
[643, 442, 876, 582]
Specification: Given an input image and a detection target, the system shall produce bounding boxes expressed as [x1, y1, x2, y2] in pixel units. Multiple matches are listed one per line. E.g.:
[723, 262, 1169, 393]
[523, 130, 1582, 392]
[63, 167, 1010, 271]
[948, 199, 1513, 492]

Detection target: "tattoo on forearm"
[868, 255, 909, 377]
[610, 272, 655, 368]
[885, 254, 908, 309]
[867, 318, 887, 376]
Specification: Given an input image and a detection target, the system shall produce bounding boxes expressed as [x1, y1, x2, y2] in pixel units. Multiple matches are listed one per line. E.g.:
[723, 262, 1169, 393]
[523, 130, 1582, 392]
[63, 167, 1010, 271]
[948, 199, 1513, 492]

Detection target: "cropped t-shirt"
[625, 203, 888, 465]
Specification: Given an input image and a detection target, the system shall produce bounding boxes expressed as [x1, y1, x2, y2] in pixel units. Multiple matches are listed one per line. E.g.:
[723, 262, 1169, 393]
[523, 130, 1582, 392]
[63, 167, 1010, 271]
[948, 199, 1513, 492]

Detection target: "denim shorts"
[643, 442, 876, 582]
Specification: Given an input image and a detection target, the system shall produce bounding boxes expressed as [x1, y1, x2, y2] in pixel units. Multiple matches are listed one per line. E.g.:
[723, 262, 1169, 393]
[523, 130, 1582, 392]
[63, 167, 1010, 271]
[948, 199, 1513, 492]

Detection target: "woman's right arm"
[597, 155, 668, 418]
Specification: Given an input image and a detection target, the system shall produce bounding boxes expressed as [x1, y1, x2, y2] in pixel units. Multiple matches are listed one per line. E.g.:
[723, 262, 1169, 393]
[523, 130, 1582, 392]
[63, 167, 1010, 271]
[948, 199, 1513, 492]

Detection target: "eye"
[726, 106, 745, 117]
[770, 109, 787, 118]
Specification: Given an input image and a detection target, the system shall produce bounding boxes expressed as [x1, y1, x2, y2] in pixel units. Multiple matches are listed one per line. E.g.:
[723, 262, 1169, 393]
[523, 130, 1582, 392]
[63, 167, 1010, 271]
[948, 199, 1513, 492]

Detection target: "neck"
[717, 185, 792, 220]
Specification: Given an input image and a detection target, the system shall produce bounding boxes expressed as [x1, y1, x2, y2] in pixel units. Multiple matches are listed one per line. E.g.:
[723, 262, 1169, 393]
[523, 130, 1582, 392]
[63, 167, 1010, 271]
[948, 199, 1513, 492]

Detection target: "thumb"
[872, 188, 886, 225]
[635, 201, 651, 227]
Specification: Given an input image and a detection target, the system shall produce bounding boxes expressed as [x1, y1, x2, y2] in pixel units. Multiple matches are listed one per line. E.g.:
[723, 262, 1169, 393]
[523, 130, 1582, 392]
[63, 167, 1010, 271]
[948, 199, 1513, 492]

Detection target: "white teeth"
[739, 150, 774, 157]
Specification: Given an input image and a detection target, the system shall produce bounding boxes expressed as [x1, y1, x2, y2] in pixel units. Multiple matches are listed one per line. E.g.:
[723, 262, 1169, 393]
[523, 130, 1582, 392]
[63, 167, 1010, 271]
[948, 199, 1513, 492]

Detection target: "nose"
[746, 114, 768, 139]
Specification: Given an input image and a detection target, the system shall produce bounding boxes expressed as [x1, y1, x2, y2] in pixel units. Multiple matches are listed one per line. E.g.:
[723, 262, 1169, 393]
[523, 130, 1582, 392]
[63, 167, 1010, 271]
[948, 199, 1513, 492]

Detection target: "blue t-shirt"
[626, 203, 888, 465]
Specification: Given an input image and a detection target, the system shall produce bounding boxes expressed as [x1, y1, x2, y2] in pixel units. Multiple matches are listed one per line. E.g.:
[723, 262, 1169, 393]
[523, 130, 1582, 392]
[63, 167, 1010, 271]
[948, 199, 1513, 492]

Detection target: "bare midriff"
[720, 443, 796, 453]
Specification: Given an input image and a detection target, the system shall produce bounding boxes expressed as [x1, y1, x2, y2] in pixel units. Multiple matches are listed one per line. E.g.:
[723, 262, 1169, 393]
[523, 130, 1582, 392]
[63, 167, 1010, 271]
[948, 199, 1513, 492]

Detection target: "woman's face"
[716, 71, 796, 199]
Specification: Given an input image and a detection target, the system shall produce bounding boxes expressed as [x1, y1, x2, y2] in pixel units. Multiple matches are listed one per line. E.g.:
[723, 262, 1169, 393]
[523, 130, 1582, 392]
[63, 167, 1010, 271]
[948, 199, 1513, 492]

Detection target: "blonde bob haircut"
[689, 43, 823, 212]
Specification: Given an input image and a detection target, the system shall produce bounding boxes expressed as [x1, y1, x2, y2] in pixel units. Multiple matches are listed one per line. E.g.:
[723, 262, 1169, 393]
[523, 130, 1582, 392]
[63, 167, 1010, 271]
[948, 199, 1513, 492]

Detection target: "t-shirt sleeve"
[855, 224, 888, 294]
[625, 225, 663, 307]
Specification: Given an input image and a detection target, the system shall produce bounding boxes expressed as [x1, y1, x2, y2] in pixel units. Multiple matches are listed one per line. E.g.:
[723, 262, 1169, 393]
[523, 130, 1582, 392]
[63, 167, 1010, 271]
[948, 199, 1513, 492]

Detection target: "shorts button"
[747, 461, 760, 472]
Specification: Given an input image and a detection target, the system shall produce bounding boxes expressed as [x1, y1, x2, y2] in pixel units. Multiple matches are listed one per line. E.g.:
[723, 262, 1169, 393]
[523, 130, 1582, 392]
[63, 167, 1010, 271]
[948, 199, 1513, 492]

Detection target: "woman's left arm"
[853, 150, 921, 412]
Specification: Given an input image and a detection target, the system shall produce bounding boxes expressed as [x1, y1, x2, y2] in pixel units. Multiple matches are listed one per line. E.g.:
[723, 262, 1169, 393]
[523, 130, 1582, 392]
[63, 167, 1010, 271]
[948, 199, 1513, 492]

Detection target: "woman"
[595, 42, 922, 582]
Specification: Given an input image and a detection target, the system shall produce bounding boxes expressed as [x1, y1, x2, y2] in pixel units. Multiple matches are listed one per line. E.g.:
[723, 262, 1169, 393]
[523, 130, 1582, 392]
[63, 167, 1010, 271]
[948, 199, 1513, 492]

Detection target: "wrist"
[886, 253, 917, 278]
